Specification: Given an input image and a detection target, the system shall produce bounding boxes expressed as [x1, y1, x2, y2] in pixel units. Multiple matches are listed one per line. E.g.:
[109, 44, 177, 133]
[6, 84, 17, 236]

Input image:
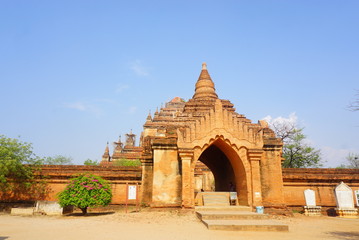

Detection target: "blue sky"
[0, 1, 358, 166]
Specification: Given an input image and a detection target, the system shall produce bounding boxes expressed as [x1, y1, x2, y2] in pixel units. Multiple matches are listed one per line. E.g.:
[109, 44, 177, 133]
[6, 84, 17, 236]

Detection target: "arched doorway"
[198, 144, 235, 191]
[195, 138, 249, 206]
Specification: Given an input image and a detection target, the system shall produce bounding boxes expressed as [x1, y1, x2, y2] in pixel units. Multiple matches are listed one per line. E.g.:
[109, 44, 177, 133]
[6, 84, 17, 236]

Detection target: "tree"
[42, 155, 73, 165]
[264, 114, 322, 168]
[282, 128, 322, 168]
[0, 135, 42, 196]
[346, 153, 359, 168]
[0, 135, 49, 200]
[339, 153, 359, 169]
[58, 173, 112, 215]
[83, 159, 99, 166]
[348, 90, 359, 111]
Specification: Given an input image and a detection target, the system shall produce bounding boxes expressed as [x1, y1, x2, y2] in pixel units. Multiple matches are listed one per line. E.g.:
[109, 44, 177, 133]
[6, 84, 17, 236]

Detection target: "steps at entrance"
[197, 211, 270, 220]
[196, 208, 289, 232]
[202, 194, 230, 206]
[202, 219, 289, 231]
[195, 206, 252, 212]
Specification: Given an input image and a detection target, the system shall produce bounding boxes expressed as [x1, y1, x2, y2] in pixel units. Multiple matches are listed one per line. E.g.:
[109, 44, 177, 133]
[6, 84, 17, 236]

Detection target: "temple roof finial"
[102, 142, 110, 159]
[202, 62, 207, 70]
[192, 63, 218, 100]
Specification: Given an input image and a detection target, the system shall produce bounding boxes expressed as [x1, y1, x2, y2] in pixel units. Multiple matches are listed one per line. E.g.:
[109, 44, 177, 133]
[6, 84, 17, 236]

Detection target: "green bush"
[113, 159, 141, 167]
[58, 173, 112, 214]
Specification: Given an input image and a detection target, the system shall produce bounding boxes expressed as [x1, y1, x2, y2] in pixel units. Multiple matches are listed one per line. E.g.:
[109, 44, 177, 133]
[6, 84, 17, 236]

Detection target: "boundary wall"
[6, 165, 142, 205]
[3, 166, 359, 208]
[282, 168, 359, 207]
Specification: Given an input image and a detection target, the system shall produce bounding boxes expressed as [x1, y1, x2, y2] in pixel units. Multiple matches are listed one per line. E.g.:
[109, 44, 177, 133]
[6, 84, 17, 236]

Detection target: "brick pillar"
[248, 149, 263, 207]
[179, 151, 194, 208]
[140, 154, 153, 205]
[261, 144, 285, 206]
[151, 139, 181, 207]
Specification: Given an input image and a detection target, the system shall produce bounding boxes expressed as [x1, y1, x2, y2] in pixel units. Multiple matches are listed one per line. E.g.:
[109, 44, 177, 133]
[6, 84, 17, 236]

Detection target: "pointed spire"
[202, 62, 207, 70]
[192, 62, 218, 100]
[113, 136, 123, 156]
[125, 130, 136, 147]
[146, 111, 152, 122]
[105, 142, 109, 153]
[102, 142, 111, 162]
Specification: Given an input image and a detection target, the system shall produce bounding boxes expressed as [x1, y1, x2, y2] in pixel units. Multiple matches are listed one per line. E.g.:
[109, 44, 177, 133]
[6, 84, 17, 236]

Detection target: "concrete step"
[195, 205, 252, 212]
[202, 219, 289, 232]
[197, 211, 269, 220]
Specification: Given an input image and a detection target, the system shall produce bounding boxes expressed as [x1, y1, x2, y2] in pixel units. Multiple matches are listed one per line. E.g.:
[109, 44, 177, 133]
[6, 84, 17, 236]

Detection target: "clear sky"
[1, 1, 358, 167]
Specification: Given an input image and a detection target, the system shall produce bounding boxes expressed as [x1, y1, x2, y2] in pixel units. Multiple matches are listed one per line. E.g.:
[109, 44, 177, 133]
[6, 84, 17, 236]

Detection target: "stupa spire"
[146, 111, 152, 122]
[102, 142, 111, 162]
[192, 62, 218, 100]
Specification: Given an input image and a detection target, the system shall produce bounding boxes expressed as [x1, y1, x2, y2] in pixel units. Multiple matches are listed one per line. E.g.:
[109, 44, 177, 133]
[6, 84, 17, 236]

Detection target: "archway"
[198, 144, 235, 191]
[196, 138, 249, 206]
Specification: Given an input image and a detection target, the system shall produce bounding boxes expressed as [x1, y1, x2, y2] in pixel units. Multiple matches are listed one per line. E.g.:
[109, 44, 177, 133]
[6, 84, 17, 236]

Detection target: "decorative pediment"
[177, 99, 265, 149]
[335, 181, 352, 192]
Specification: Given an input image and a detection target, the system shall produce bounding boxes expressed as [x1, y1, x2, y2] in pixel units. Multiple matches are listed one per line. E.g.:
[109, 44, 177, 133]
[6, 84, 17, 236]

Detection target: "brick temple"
[101, 63, 286, 209]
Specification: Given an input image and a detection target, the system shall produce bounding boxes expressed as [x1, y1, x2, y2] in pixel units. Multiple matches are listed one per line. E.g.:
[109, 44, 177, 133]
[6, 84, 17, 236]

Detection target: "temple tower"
[140, 63, 285, 210]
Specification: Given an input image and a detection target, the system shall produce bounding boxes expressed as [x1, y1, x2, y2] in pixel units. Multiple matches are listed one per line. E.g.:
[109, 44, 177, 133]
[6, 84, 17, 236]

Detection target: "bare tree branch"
[348, 89, 359, 111]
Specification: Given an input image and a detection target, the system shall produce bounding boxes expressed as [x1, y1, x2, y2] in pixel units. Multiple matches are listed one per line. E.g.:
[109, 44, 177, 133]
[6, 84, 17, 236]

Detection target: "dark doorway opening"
[198, 144, 235, 192]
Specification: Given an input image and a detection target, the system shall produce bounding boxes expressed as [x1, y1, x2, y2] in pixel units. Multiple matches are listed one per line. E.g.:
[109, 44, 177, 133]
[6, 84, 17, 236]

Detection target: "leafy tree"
[0, 135, 38, 192]
[0, 135, 48, 200]
[42, 155, 73, 165]
[264, 114, 322, 168]
[282, 128, 322, 168]
[83, 159, 99, 166]
[58, 173, 112, 215]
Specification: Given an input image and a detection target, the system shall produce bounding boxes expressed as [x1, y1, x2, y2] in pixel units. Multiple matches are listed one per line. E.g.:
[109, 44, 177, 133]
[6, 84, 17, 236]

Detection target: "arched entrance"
[195, 138, 249, 206]
[198, 145, 235, 191]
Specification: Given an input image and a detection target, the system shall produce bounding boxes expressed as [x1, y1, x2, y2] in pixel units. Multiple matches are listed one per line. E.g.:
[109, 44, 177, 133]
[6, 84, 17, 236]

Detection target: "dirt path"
[1, 211, 359, 240]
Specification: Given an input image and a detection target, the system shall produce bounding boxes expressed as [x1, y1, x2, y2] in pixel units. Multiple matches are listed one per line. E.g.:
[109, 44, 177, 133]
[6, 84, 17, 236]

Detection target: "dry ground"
[1, 210, 359, 240]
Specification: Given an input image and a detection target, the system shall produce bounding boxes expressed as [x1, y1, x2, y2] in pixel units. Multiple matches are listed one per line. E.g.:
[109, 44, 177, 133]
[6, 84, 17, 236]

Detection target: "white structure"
[303, 189, 321, 216]
[35, 201, 64, 215]
[334, 182, 358, 218]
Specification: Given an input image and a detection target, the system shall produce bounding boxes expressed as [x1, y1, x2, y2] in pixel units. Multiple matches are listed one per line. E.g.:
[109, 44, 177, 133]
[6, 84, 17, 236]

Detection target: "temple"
[102, 131, 142, 163]
[101, 63, 285, 210]
[4, 63, 358, 216]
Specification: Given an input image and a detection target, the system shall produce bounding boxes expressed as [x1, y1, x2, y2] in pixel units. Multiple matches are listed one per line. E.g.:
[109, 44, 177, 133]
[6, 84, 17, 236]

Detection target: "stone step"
[197, 211, 269, 220]
[202, 219, 289, 232]
[202, 194, 230, 206]
[195, 205, 252, 212]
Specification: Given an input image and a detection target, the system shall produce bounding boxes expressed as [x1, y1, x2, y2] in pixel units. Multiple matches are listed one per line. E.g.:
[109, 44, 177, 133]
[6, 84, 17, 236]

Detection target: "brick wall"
[1, 165, 142, 205]
[282, 168, 359, 207]
[3, 165, 359, 208]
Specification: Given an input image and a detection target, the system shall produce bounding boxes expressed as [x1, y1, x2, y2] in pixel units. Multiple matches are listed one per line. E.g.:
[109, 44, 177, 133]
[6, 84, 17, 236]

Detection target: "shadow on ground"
[0, 237, 9, 240]
[326, 231, 359, 240]
[64, 211, 115, 217]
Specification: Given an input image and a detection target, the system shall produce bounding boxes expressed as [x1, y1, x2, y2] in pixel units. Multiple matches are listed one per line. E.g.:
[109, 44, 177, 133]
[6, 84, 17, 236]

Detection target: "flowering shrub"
[58, 173, 112, 214]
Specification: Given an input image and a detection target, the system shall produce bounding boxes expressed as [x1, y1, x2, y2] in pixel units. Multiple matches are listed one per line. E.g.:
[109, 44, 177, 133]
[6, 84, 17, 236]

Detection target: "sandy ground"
[1, 210, 359, 240]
